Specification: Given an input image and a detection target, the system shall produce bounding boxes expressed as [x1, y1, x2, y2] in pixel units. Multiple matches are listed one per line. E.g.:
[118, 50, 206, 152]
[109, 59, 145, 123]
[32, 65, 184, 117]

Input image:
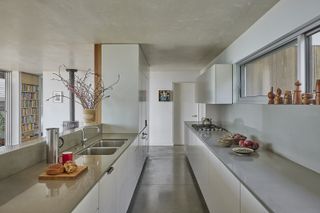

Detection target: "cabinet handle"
[192, 115, 197, 118]
[107, 166, 114, 174]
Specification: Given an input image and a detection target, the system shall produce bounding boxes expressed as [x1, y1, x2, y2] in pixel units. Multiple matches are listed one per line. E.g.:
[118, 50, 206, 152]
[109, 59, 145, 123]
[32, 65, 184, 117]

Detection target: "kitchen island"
[0, 133, 147, 213]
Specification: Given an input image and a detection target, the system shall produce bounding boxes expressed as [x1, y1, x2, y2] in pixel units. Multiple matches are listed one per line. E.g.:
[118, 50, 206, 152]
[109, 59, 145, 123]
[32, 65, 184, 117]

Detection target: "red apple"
[239, 140, 259, 150]
[244, 140, 254, 147]
[239, 139, 245, 147]
[233, 133, 247, 145]
[252, 142, 259, 150]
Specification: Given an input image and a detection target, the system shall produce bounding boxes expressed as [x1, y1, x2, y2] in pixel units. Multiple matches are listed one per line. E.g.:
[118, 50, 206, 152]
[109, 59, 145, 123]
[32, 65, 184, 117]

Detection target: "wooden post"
[94, 44, 102, 123]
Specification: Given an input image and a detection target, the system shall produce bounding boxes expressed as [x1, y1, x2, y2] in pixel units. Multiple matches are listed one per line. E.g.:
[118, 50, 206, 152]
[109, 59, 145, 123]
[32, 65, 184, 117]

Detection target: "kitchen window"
[240, 41, 298, 97]
[239, 17, 320, 103]
[307, 29, 320, 91]
[0, 71, 11, 147]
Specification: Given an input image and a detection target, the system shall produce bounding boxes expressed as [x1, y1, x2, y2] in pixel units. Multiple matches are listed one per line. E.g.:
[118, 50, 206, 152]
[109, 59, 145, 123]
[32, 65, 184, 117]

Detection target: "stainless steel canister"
[46, 128, 62, 164]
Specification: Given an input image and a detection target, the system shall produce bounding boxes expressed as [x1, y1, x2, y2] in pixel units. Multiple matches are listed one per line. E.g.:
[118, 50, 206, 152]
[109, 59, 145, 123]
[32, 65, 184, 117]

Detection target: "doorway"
[173, 82, 204, 145]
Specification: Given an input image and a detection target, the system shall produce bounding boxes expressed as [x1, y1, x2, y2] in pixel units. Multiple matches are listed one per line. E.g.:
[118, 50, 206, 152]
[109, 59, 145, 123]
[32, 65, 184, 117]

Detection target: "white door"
[173, 82, 199, 145]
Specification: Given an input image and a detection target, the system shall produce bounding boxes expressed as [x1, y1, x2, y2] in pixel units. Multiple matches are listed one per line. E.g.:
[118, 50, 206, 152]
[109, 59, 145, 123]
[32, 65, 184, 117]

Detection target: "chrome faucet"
[81, 126, 100, 146]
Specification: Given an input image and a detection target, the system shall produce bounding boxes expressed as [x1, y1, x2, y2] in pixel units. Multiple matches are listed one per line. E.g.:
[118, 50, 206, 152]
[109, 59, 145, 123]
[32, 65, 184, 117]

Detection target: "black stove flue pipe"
[63, 69, 79, 131]
[66, 69, 77, 122]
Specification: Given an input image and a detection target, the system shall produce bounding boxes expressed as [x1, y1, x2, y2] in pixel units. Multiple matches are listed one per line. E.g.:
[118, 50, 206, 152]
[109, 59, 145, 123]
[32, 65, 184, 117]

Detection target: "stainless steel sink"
[92, 139, 126, 148]
[78, 147, 117, 155]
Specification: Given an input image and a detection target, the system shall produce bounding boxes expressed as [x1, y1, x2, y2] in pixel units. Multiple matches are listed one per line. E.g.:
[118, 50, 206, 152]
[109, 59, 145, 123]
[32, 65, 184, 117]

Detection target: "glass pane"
[0, 111, 5, 147]
[242, 42, 297, 97]
[310, 31, 320, 89]
[0, 76, 5, 147]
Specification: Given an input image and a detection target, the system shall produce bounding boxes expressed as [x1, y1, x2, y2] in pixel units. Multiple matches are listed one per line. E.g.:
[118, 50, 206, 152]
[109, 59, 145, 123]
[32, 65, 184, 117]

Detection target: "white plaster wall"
[149, 70, 199, 146]
[42, 70, 90, 134]
[101, 44, 140, 133]
[205, 0, 320, 173]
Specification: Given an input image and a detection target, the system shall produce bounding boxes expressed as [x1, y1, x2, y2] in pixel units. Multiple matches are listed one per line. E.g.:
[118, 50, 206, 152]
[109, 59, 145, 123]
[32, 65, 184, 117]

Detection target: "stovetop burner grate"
[192, 124, 227, 132]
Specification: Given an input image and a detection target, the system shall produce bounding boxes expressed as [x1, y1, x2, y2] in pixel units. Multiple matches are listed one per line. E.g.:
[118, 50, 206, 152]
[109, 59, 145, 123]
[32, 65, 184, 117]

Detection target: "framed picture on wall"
[159, 90, 172, 102]
[52, 91, 63, 103]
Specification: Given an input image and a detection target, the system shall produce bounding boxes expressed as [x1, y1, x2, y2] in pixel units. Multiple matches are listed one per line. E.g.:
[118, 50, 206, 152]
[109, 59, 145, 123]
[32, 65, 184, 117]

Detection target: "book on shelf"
[22, 84, 38, 92]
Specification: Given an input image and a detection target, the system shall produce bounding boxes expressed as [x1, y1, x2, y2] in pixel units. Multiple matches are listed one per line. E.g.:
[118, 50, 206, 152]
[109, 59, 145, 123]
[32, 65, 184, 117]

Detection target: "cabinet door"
[214, 64, 232, 104]
[189, 130, 197, 173]
[99, 167, 116, 213]
[72, 184, 99, 213]
[197, 139, 210, 204]
[184, 125, 190, 156]
[127, 140, 137, 199]
[208, 153, 240, 213]
[240, 185, 268, 213]
[187, 130, 210, 207]
[114, 149, 129, 213]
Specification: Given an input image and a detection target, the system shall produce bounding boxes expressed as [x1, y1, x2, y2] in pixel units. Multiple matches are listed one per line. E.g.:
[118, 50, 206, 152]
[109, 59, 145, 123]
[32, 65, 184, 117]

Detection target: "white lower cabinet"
[99, 137, 144, 213]
[195, 137, 210, 203]
[208, 152, 240, 213]
[240, 185, 268, 213]
[72, 184, 99, 213]
[74, 136, 146, 213]
[99, 166, 117, 213]
[115, 147, 130, 213]
[185, 126, 267, 213]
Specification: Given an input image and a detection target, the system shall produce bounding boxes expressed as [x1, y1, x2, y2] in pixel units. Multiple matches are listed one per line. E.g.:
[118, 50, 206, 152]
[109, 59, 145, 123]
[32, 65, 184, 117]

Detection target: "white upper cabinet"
[101, 44, 149, 133]
[195, 64, 232, 104]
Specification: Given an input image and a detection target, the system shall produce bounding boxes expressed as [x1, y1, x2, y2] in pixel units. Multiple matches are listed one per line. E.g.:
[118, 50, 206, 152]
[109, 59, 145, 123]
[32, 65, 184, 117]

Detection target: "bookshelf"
[20, 73, 41, 142]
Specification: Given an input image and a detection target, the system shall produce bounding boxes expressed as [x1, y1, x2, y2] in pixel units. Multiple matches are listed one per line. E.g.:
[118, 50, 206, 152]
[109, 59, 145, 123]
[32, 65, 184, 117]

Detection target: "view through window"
[0, 72, 6, 147]
[241, 41, 298, 97]
[310, 31, 320, 89]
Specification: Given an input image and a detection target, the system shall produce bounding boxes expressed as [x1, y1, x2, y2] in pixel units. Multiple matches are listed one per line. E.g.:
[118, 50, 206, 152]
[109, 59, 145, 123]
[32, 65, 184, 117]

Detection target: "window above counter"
[238, 17, 320, 105]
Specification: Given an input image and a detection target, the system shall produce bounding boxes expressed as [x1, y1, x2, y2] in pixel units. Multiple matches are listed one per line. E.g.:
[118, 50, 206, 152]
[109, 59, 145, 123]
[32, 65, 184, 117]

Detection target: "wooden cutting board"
[38, 165, 88, 180]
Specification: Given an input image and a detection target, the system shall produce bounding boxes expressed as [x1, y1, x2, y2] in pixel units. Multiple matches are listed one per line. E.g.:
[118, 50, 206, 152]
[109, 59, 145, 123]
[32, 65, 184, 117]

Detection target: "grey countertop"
[185, 121, 320, 213]
[0, 133, 138, 213]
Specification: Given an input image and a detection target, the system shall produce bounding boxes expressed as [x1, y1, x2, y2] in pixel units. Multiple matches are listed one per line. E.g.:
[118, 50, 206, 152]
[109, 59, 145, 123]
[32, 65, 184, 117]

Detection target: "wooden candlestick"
[302, 93, 313, 105]
[316, 93, 320, 105]
[267, 87, 275, 104]
[316, 79, 320, 92]
[316, 79, 320, 105]
[274, 88, 283, 104]
[293, 80, 302, 104]
[284, 90, 292, 104]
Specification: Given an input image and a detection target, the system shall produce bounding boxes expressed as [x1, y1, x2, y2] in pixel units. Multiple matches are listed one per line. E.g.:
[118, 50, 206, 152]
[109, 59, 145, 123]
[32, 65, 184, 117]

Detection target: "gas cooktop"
[192, 124, 227, 132]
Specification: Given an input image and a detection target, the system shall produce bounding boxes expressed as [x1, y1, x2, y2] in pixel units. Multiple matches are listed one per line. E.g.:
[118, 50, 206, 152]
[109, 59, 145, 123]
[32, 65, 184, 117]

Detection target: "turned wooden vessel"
[293, 80, 302, 104]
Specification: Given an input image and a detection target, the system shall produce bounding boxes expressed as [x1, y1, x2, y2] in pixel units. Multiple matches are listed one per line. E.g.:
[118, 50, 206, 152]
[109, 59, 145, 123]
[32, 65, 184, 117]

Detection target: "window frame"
[237, 16, 320, 104]
[239, 40, 299, 99]
[305, 27, 320, 93]
[0, 70, 12, 146]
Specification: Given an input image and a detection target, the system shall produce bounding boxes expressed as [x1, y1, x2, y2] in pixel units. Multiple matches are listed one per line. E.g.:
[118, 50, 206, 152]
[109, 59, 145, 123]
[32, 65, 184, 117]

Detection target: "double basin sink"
[77, 139, 126, 156]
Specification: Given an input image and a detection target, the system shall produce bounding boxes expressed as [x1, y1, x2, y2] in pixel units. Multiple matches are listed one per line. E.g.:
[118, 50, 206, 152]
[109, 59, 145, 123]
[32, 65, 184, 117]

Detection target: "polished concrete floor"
[128, 146, 209, 213]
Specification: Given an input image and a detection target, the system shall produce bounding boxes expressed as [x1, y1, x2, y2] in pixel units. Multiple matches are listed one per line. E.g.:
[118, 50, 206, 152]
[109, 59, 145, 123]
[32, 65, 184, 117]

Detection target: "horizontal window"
[309, 30, 320, 91]
[0, 71, 8, 147]
[240, 41, 298, 98]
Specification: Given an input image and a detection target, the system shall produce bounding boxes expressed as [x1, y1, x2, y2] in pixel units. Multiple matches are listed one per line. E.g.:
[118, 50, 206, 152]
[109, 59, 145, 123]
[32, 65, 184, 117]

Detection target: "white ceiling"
[0, 0, 278, 73]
